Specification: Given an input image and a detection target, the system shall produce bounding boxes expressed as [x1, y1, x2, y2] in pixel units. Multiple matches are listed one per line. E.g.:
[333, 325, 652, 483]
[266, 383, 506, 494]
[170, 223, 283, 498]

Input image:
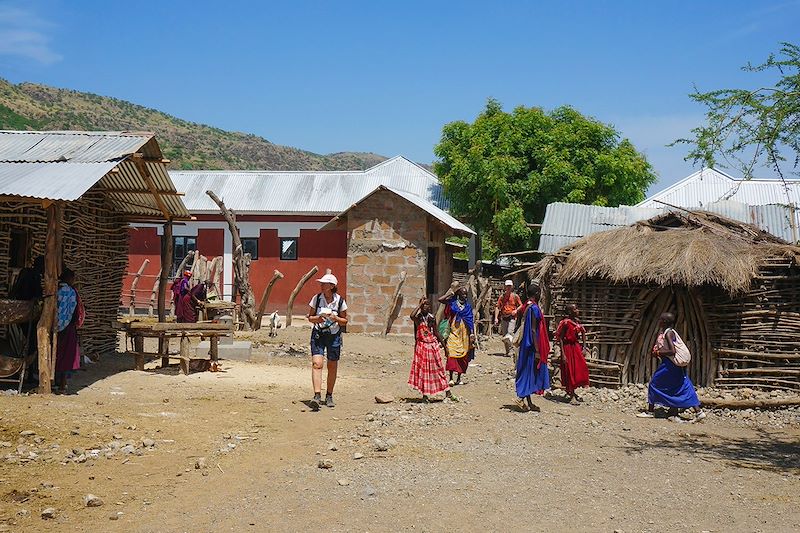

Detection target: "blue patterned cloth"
[648, 357, 700, 408]
[516, 304, 550, 397]
[57, 282, 78, 332]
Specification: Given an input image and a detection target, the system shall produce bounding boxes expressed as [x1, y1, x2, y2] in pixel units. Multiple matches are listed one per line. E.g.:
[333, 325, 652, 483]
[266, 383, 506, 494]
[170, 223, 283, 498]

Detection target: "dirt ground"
[1, 326, 799, 532]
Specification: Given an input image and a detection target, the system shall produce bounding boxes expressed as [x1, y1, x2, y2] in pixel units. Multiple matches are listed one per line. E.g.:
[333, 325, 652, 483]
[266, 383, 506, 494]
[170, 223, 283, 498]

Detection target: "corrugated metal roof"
[638, 167, 800, 208]
[0, 130, 189, 220]
[0, 130, 157, 162]
[321, 185, 475, 236]
[538, 200, 799, 253]
[170, 156, 447, 215]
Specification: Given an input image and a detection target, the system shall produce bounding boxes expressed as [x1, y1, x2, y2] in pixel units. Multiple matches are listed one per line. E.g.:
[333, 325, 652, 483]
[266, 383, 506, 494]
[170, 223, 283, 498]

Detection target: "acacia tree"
[434, 100, 655, 252]
[676, 42, 800, 182]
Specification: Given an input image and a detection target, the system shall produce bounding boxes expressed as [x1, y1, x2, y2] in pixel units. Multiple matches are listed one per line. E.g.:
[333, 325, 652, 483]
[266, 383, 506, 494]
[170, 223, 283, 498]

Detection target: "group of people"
[303, 271, 702, 419]
[171, 270, 213, 323]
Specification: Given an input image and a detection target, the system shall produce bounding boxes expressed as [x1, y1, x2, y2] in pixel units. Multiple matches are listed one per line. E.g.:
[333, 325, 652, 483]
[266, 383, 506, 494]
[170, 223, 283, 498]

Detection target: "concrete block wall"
[345, 191, 428, 335]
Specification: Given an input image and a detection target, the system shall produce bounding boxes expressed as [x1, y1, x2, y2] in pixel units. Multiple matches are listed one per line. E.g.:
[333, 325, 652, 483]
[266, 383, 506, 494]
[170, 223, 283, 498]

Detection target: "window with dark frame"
[280, 237, 298, 260]
[172, 236, 197, 276]
[241, 238, 259, 260]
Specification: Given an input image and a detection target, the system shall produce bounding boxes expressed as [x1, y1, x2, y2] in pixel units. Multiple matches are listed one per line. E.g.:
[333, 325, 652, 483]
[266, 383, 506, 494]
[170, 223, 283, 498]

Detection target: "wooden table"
[115, 321, 231, 375]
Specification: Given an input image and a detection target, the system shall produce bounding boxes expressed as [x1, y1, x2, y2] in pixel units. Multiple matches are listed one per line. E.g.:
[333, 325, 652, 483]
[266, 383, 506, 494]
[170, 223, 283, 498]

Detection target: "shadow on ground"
[622, 427, 800, 473]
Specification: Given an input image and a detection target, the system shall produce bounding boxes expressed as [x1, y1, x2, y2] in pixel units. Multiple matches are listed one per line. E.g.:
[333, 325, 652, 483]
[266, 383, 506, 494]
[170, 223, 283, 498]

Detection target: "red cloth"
[555, 318, 590, 393]
[409, 318, 450, 395]
[55, 320, 80, 373]
[446, 354, 469, 374]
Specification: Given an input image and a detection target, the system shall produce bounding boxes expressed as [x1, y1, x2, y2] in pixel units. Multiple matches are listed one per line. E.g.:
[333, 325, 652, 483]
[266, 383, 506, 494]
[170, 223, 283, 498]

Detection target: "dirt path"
[1, 328, 799, 532]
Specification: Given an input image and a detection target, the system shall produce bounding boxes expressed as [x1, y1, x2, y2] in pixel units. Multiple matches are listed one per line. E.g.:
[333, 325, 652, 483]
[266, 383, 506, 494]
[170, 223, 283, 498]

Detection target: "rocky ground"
[1, 327, 799, 532]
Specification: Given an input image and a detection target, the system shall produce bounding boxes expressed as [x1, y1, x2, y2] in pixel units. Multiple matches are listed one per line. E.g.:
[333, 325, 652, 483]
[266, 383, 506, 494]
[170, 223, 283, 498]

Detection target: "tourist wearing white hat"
[306, 272, 348, 410]
[494, 280, 523, 357]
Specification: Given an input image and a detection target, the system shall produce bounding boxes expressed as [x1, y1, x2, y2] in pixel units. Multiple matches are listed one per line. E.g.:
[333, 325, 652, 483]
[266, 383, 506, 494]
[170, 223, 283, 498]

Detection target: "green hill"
[0, 79, 387, 171]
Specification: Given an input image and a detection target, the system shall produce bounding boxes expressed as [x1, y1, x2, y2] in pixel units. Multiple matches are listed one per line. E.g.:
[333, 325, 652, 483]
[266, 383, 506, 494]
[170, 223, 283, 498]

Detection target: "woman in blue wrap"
[515, 283, 550, 412]
[637, 312, 703, 420]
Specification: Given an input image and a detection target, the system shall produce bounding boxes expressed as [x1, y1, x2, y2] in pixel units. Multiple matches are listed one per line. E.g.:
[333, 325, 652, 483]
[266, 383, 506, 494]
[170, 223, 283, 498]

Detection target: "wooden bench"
[115, 321, 231, 375]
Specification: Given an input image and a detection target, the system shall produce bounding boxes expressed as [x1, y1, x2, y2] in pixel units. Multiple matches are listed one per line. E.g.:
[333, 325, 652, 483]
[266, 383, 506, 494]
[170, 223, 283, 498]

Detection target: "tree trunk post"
[37, 202, 62, 394]
[383, 271, 407, 336]
[286, 266, 319, 327]
[255, 270, 285, 330]
[205, 190, 258, 330]
[158, 221, 173, 322]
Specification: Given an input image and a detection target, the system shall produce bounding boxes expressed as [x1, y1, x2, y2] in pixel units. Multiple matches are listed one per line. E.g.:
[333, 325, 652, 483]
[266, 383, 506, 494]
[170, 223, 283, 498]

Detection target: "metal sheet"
[170, 156, 447, 214]
[0, 130, 152, 163]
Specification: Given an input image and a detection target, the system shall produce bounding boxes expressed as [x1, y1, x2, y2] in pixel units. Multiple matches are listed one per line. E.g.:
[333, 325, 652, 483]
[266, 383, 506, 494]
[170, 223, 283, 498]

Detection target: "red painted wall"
[248, 228, 347, 315]
[122, 219, 348, 316]
[123, 226, 163, 310]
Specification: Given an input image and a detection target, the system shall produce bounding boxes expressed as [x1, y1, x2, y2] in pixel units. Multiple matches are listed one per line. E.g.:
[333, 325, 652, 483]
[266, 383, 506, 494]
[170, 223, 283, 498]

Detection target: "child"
[555, 304, 590, 404]
[637, 312, 704, 421]
[409, 297, 453, 402]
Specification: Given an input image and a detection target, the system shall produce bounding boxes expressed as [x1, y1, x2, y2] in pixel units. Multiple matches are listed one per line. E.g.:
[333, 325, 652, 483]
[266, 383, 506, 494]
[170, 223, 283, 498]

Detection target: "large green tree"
[434, 100, 656, 252]
[676, 42, 800, 181]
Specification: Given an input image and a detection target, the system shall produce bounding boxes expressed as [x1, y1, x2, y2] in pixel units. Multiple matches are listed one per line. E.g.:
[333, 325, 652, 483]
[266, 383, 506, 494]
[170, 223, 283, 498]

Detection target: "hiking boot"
[325, 394, 335, 408]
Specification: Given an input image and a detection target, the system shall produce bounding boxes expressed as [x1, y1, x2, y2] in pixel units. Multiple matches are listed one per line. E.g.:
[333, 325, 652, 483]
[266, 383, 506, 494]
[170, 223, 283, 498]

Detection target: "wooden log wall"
[705, 258, 800, 391]
[539, 255, 800, 390]
[0, 190, 129, 360]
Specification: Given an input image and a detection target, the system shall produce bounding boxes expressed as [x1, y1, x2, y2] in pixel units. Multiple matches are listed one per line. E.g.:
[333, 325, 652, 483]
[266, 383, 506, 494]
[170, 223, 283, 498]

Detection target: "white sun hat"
[504, 279, 514, 286]
[317, 273, 338, 286]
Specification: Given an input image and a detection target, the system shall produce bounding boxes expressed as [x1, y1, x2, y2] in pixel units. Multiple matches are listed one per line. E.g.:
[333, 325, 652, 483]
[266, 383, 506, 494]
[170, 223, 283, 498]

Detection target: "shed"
[0, 130, 189, 392]
[321, 185, 474, 335]
[530, 210, 800, 390]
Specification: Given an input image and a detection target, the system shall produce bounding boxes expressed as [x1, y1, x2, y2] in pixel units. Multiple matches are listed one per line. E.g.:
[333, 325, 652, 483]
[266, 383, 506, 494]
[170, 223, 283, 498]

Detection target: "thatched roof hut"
[531, 210, 800, 390]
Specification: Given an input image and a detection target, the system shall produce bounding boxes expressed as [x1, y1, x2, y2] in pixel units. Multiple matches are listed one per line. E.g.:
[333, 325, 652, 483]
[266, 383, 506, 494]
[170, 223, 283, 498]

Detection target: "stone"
[328, 443, 338, 452]
[120, 445, 136, 455]
[195, 457, 207, 469]
[352, 452, 364, 460]
[372, 439, 389, 452]
[84, 494, 104, 507]
[363, 485, 377, 498]
[109, 512, 124, 520]
[41, 481, 54, 489]
[41, 508, 57, 519]
[386, 437, 398, 448]
[19, 430, 35, 437]
[337, 478, 351, 486]
[141, 438, 156, 448]
[374, 395, 394, 404]
[317, 459, 334, 469]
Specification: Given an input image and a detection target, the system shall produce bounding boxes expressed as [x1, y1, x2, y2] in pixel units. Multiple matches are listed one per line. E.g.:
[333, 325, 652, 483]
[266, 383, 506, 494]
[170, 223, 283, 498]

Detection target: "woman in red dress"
[555, 304, 590, 404]
[409, 297, 453, 402]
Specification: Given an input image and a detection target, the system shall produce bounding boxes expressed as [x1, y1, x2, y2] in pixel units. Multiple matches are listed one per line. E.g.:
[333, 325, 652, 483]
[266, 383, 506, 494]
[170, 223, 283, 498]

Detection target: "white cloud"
[0, 5, 61, 64]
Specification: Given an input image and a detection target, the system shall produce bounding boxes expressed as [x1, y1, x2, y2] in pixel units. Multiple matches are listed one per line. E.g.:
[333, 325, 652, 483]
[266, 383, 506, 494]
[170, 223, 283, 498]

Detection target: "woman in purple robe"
[55, 268, 84, 394]
[515, 283, 551, 412]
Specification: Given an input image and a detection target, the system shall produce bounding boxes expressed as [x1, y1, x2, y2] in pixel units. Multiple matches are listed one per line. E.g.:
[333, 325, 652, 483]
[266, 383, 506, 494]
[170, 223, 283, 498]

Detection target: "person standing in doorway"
[306, 273, 348, 410]
[494, 280, 523, 357]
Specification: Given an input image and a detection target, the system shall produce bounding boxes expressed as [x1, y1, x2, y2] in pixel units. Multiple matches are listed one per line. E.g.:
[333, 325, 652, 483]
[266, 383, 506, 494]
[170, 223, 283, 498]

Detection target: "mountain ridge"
[0, 79, 387, 171]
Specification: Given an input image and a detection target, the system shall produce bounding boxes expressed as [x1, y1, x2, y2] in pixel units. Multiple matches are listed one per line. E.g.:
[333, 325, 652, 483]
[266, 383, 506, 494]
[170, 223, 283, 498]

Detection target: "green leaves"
[434, 100, 656, 254]
[676, 42, 800, 181]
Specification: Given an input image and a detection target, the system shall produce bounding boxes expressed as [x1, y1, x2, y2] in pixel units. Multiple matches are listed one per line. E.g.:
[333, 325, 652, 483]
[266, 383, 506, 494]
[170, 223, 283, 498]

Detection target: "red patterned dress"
[555, 318, 590, 394]
[409, 314, 450, 396]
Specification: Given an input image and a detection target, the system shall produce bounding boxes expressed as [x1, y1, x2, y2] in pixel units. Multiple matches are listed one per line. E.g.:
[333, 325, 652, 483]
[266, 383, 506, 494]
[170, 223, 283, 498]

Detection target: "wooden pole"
[255, 270, 284, 330]
[158, 221, 173, 367]
[149, 273, 160, 317]
[206, 190, 258, 330]
[37, 202, 62, 394]
[383, 271, 407, 336]
[129, 259, 150, 316]
[285, 266, 319, 327]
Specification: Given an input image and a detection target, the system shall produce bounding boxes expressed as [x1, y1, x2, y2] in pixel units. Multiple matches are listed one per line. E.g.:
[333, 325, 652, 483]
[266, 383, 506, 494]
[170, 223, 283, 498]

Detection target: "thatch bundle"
[531, 210, 800, 390]
[559, 211, 798, 295]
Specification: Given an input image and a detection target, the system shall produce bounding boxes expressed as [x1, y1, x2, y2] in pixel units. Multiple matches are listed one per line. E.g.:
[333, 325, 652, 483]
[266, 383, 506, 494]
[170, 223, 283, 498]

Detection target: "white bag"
[666, 328, 691, 367]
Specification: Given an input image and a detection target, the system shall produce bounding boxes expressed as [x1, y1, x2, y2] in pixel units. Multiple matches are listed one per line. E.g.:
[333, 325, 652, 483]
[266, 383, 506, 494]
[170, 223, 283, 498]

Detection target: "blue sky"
[1, 0, 798, 192]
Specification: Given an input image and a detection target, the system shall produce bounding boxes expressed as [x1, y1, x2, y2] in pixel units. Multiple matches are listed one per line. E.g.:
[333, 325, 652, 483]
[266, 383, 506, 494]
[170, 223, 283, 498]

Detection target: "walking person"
[637, 312, 704, 421]
[306, 273, 347, 411]
[515, 283, 550, 412]
[494, 280, 523, 357]
[409, 297, 453, 402]
[54, 268, 85, 394]
[555, 304, 590, 404]
[438, 285, 475, 386]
